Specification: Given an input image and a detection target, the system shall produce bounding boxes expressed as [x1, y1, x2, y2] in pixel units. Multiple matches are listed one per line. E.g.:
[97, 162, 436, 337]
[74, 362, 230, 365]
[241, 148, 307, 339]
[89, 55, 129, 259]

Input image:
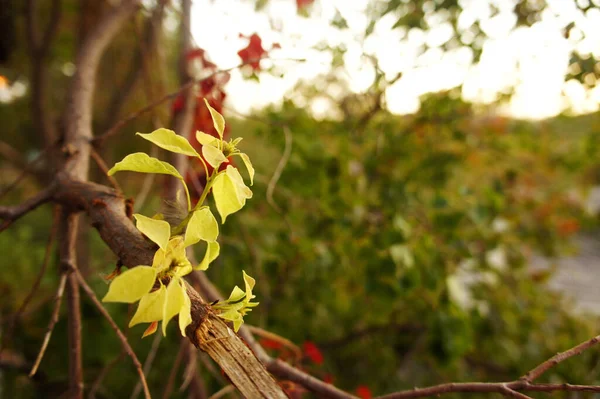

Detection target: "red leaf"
[302, 341, 324, 365]
[356, 386, 372, 399]
[142, 321, 158, 338]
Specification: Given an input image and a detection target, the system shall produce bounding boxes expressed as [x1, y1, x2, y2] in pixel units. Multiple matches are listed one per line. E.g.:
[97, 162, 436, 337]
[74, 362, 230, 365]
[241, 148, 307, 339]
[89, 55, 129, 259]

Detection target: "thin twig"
[245, 325, 302, 362]
[266, 126, 293, 214]
[161, 339, 186, 399]
[29, 272, 67, 377]
[90, 147, 122, 193]
[208, 385, 235, 399]
[73, 268, 151, 399]
[88, 350, 126, 399]
[0, 182, 57, 232]
[94, 57, 304, 144]
[129, 331, 162, 399]
[0, 206, 59, 355]
[0, 146, 50, 201]
[521, 334, 600, 382]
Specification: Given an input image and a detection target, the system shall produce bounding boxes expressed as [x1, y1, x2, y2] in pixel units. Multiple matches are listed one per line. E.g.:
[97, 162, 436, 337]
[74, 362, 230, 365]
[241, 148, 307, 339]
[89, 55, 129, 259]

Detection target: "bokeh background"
[3, 0, 600, 398]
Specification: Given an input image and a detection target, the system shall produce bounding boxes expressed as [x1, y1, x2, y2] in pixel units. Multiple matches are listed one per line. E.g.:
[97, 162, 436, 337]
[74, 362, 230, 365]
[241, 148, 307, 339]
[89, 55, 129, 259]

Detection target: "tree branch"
[25, 0, 61, 146]
[521, 334, 600, 382]
[62, 0, 141, 180]
[60, 211, 83, 398]
[73, 267, 151, 399]
[0, 182, 56, 232]
[93, 57, 278, 145]
[29, 272, 67, 377]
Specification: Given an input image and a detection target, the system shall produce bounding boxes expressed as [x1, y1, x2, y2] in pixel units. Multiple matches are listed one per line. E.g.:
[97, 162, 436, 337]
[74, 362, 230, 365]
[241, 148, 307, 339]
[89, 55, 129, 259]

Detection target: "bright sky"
[192, 0, 597, 119]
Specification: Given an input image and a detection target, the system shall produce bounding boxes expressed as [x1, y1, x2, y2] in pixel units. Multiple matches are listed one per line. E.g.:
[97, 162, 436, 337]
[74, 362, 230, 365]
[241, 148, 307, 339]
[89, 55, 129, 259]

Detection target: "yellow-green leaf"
[134, 214, 171, 250]
[212, 172, 244, 223]
[203, 98, 225, 139]
[226, 166, 253, 200]
[107, 152, 182, 180]
[102, 266, 156, 303]
[196, 131, 219, 147]
[178, 281, 192, 336]
[227, 286, 245, 302]
[219, 309, 242, 323]
[129, 285, 166, 327]
[236, 153, 254, 185]
[185, 207, 218, 246]
[202, 145, 228, 169]
[233, 317, 243, 332]
[162, 278, 185, 335]
[137, 128, 199, 157]
[243, 270, 256, 300]
[195, 241, 220, 271]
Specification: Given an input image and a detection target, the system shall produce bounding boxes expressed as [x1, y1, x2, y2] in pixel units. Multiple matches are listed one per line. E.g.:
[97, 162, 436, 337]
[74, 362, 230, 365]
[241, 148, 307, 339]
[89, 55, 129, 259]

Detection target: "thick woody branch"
[63, 0, 141, 180]
[52, 179, 286, 398]
[60, 211, 83, 398]
[25, 0, 61, 146]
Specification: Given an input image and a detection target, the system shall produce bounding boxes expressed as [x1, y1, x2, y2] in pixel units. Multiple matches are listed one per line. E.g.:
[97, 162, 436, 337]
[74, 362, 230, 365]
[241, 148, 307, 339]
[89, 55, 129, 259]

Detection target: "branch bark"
[60, 211, 83, 398]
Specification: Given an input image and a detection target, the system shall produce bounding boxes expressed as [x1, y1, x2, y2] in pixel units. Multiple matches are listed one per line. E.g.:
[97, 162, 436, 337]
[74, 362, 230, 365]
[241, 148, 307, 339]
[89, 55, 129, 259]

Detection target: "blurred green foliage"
[3, 0, 600, 398]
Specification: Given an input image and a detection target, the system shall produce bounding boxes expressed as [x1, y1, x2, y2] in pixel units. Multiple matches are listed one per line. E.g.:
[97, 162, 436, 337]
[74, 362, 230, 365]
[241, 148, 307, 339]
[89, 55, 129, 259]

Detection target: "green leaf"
[196, 131, 219, 147]
[134, 214, 171, 250]
[107, 152, 183, 180]
[137, 128, 199, 157]
[162, 278, 185, 336]
[195, 241, 220, 271]
[185, 207, 218, 246]
[203, 98, 225, 139]
[102, 266, 156, 303]
[178, 281, 192, 336]
[236, 153, 255, 185]
[202, 145, 228, 168]
[129, 285, 166, 327]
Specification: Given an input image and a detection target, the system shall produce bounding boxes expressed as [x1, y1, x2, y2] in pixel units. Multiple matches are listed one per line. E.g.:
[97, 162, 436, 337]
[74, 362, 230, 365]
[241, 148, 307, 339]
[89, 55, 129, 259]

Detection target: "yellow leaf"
[195, 241, 220, 271]
[236, 153, 255, 185]
[212, 172, 244, 223]
[137, 128, 199, 157]
[203, 98, 225, 139]
[108, 152, 183, 180]
[162, 278, 185, 336]
[226, 166, 253, 201]
[102, 266, 156, 303]
[184, 207, 218, 246]
[134, 214, 171, 250]
[129, 285, 166, 327]
[227, 286, 245, 302]
[202, 145, 228, 169]
[196, 131, 219, 147]
[178, 281, 192, 337]
[243, 270, 256, 300]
